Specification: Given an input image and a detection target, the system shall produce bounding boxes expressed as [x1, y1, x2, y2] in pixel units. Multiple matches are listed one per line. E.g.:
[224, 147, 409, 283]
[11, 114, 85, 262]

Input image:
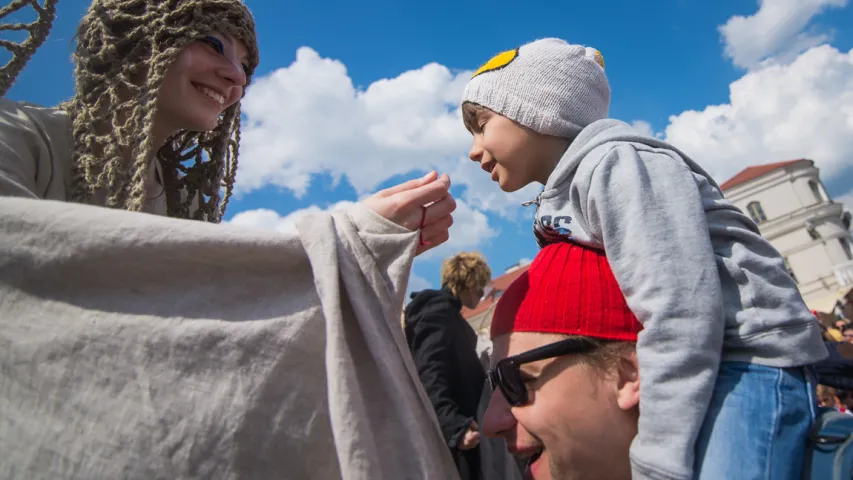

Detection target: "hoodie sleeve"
[407, 309, 475, 449]
[575, 144, 725, 480]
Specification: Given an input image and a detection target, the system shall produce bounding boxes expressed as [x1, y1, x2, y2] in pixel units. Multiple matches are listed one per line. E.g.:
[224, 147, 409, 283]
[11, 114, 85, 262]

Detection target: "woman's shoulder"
[0, 97, 71, 134]
[0, 98, 74, 200]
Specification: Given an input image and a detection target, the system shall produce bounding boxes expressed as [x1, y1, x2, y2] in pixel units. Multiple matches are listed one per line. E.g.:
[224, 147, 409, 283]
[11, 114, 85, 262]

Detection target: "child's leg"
[693, 362, 816, 480]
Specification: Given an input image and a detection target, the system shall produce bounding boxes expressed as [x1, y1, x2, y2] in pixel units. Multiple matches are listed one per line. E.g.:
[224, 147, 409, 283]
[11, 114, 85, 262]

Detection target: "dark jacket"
[814, 342, 853, 391]
[405, 288, 486, 480]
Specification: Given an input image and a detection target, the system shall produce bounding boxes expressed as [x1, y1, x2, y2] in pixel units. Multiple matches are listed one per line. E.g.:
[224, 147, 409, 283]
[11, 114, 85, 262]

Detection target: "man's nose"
[482, 388, 516, 438]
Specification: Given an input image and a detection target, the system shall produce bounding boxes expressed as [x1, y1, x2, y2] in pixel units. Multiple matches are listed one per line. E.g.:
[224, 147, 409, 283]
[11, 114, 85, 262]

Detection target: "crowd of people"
[1, 0, 852, 479]
[814, 307, 853, 410]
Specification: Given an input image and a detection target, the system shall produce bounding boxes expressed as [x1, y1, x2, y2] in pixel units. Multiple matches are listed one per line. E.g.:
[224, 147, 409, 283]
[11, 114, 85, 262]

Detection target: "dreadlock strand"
[219, 111, 241, 218]
[126, 44, 180, 212]
[0, 0, 33, 17]
[200, 109, 235, 221]
[0, 0, 59, 97]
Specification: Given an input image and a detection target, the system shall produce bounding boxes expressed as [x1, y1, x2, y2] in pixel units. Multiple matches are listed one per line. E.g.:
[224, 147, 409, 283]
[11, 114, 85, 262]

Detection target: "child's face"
[465, 105, 569, 192]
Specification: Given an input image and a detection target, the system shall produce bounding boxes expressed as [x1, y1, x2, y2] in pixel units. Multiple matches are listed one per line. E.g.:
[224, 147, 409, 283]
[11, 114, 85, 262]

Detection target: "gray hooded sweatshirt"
[530, 119, 827, 479]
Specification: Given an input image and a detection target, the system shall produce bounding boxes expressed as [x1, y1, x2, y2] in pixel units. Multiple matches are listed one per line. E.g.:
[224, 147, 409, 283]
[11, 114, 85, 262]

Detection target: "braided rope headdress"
[68, 0, 258, 221]
[0, 0, 59, 97]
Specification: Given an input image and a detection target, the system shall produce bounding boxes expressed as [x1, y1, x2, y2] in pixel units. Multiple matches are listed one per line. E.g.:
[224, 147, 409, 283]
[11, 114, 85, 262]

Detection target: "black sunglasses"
[487, 337, 601, 407]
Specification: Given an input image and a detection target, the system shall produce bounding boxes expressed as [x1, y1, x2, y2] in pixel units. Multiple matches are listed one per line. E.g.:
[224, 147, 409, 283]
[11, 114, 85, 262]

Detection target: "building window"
[842, 238, 853, 261]
[809, 180, 824, 203]
[747, 201, 768, 224]
[784, 258, 798, 284]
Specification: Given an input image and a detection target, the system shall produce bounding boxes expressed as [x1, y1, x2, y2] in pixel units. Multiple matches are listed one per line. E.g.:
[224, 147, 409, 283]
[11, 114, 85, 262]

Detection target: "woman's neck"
[149, 121, 174, 154]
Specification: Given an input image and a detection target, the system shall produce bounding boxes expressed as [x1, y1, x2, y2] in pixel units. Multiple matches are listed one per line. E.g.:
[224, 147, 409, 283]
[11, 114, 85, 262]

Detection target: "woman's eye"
[241, 64, 250, 75]
[202, 36, 225, 54]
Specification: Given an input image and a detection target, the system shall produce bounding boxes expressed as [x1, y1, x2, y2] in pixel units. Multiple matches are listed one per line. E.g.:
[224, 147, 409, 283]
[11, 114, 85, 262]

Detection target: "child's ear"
[615, 350, 640, 411]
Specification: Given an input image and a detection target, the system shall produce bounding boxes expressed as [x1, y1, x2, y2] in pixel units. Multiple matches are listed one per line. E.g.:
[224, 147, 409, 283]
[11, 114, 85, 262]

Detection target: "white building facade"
[721, 159, 853, 312]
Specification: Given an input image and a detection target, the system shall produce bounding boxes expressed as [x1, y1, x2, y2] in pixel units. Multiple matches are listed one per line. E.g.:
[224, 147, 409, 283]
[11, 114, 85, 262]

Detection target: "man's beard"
[549, 454, 629, 480]
[548, 455, 563, 480]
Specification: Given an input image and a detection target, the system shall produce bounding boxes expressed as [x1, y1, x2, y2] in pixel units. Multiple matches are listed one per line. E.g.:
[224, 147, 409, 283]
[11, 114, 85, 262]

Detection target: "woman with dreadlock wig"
[1, 0, 257, 221]
[0, 1, 461, 479]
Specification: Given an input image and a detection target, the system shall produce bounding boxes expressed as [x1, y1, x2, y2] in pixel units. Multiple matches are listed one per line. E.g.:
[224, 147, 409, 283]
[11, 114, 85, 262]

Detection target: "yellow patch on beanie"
[591, 49, 605, 69]
[471, 48, 519, 78]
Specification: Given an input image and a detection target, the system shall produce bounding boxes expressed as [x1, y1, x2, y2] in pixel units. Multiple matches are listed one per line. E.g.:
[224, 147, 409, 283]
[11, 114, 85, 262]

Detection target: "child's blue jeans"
[694, 362, 817, 480]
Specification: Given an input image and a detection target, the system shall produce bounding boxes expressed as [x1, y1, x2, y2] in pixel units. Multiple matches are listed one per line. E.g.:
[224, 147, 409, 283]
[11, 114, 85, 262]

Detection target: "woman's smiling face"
[155, 32, 250, 135]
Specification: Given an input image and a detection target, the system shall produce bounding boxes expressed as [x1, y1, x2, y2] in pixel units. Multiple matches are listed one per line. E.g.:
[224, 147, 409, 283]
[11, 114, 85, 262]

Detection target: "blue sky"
[7, 0, 853, 293]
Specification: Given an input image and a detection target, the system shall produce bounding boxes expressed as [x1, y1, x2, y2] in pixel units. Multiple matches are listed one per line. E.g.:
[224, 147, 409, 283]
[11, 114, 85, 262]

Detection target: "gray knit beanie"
[461, 38, 610, 139]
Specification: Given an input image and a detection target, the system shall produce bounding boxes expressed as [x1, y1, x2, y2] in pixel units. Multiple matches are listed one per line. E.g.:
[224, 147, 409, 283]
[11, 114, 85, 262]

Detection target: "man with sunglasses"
[482, 242, 643, 480]
[484, 240, 824, 480]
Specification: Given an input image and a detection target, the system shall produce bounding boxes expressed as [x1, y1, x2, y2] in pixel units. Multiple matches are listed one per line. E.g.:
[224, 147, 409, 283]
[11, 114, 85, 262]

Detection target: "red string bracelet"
[418, 205, 430, 246]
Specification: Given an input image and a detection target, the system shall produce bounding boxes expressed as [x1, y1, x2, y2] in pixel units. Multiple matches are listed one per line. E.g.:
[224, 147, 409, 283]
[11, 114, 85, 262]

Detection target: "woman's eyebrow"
[221, 34, 250, 61]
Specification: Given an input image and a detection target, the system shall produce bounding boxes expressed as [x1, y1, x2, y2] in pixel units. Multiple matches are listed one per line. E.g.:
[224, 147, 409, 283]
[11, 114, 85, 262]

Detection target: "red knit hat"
[491, 242, 643, 341]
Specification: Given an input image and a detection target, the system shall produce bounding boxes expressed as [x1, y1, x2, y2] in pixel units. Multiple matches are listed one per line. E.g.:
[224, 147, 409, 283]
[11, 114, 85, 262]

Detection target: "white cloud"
[630, 120, 655, 138]
[228, 197, 498, 259]
[238, 47, 471, 198]
[228, 200, 355, 233]
[420, 198, 499, 260]
[663, 45, 853, 185]
[719, 0, 848, 69]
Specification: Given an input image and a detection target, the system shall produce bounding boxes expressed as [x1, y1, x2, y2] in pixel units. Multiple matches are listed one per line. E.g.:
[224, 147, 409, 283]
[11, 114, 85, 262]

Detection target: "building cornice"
[724, 165, 819, 202]
[759, 201, 844, 241]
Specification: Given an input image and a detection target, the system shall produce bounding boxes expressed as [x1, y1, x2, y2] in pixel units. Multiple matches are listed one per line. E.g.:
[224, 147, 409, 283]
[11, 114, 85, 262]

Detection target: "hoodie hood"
[543, 119, 722, 197]
[527, 118, 727, 250]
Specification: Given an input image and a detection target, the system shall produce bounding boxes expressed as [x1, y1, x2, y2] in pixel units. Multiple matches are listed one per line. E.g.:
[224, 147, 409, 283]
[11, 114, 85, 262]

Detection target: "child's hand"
[362, 171, 455, 256]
